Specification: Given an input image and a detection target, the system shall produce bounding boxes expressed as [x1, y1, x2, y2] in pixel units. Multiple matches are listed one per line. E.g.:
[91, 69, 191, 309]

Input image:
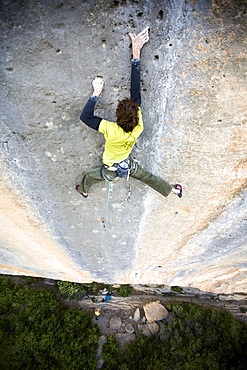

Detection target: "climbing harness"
[100, 164, 115, 182]
[100, 158, 137, 181]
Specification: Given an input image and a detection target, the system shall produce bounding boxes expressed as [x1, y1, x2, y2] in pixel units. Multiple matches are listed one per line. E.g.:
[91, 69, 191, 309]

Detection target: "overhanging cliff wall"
[0, 0, 246, 293]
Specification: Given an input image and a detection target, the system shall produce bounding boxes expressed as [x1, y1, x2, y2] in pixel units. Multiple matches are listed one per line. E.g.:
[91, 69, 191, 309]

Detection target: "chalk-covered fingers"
[128, 26, 150, 58]
[128, 32, 136, 43]
[137, 26, 149, 46]
[92, 76, 104, 97]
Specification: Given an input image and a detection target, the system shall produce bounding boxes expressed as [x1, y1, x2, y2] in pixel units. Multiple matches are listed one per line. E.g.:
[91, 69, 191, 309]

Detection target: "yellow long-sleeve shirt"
[98, 107, 143, 166]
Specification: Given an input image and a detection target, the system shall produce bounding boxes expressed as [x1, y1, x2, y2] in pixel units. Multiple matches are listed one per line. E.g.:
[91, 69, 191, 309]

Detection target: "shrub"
[102, 301, 247, 369]
[171, 285, 183, 293]
[101, 336, 120, 369]
[56, 280, 87, 300]
[118, 284, 133, 297]
[0, 276, 100, 370]
[84, 281, 112, 295]
[19, 275, 43, 284]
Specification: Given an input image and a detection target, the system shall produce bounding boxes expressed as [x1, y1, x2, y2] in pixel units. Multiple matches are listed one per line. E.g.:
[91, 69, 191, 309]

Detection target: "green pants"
[77, 160, 172, 197]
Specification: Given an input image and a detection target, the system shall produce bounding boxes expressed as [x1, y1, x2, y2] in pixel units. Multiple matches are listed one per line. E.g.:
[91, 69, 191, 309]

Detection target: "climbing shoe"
[75, 185, 88, 198]
[173, 184, 182, 198]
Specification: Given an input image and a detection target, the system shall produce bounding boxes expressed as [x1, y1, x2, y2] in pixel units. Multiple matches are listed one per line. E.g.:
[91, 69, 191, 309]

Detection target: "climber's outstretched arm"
[80, 28, 149, 130]
[80, 77, 104, 131]
[129, 27, 149, 105]
[129, 26, 149, 59]
[130, 59, 141, 105]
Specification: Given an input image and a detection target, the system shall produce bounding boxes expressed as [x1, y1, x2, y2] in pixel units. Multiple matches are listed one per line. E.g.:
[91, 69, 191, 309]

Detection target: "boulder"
[165, 313, 174, 324]
[109, 316, 122, 330]
[142, 316, 146, 324]
[133, 308, 141, 322]
[143, 301, 168, 323]
[157, 321, 166, 335]
[147, 322, 159, 335]
[125, 323, 135, 333]
[137, 324, 152, 337]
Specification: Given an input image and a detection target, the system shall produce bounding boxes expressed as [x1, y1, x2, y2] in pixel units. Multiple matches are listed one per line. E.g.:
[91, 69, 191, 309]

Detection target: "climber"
[76, 27, 182, 199]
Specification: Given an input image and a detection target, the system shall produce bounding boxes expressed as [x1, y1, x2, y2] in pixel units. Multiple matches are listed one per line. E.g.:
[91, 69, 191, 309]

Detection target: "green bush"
[2, 275, 247, 370]
[57, 280, 114, 300]
[56, 280, 87, 300]
[118, 284, 133, 297]
[102, 301, 247, 369]
[84, 281, 112, 295]
[171, 285, 183, 293]
[0, 276, 100, 370]
[101, 336, 120, 369]
[19, 275, 43, 284]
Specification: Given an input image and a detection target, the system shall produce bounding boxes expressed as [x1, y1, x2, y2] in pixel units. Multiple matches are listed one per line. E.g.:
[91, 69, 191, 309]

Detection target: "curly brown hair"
[116, 98, 139, 133]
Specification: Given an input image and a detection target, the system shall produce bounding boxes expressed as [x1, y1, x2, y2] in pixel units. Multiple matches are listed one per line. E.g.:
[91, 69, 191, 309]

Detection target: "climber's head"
[116, 98, 139, 133]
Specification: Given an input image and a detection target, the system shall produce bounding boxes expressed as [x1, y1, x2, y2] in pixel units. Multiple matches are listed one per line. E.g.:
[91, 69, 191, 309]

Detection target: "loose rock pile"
[94, 300, 171, 368]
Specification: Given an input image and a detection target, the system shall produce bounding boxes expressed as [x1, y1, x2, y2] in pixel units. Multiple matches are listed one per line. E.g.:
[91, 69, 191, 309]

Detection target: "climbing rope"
[106, 181, 113, 230]
[100, 179, 130, 273]
[99, 181, 113, 273]
[101, 181, 113, 231]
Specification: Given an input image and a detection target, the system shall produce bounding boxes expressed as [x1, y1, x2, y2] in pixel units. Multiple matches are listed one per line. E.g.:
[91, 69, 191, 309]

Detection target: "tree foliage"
[102, 301, 247, 370]
[56, 280, 113, 300]
[0, 276, 99, 370]
[56, 280, 87, 300]
[117, 284, 133, 297]
[1, 275, 247, 370]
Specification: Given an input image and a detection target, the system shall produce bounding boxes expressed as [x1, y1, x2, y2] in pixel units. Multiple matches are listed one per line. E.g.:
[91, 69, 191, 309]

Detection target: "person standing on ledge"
[76, 27, 182, 199]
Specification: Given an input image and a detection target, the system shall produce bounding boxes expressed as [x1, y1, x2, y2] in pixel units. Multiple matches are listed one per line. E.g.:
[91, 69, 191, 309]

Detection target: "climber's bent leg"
[130, 162, 173, 197]
[77, 167, 103, 194]
[77, 166, 118, 194]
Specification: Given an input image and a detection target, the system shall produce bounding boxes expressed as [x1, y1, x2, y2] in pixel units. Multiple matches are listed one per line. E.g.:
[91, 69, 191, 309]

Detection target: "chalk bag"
[117, 160, 130, 178]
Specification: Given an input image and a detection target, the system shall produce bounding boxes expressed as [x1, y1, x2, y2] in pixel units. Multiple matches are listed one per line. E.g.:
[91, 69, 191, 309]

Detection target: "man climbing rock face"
[76, 27, 182, 199]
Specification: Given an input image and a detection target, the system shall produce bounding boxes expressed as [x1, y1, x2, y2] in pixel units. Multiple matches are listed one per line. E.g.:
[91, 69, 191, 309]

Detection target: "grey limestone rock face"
[0, 0, 246, 292]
